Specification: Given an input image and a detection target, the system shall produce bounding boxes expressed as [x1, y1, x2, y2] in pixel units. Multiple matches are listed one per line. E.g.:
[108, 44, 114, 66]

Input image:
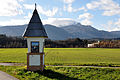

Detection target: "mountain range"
[0, 22, 120, 40]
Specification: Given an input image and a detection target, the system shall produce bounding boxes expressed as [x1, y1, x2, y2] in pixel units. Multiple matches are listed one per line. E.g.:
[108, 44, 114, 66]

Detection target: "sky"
[0, 0, 120, 31]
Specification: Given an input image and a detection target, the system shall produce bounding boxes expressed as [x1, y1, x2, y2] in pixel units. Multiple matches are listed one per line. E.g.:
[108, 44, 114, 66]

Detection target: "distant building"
[88, 41, 100, 47]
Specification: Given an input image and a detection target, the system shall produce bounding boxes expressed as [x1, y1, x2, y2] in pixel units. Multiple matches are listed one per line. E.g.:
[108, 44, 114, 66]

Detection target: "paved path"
[0, 71, 19, 80]
[0, 63, 25, 66]
[0, 63, 15, 66]
[0, 63, 21, 80]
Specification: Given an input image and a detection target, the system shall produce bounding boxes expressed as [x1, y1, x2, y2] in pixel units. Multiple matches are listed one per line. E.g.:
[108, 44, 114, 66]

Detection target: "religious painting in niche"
[31, 42, 39, 53]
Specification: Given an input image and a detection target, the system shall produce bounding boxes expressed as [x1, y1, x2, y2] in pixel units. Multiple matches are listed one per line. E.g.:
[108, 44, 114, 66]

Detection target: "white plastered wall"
[27, 38, 45, 53]
[27, 38, 45, 66]
[29, 55, 40, 66]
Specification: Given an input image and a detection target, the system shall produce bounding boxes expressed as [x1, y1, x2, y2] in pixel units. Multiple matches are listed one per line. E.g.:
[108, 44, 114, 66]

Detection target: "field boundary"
[46, 65, 120, 69]
[1, 63, 120, 69]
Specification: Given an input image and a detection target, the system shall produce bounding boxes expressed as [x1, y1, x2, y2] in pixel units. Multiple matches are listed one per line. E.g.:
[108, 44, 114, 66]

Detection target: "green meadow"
[1, 48, 120, 80]
[0, 48, 120, 66]
[1, 66, 120, 80]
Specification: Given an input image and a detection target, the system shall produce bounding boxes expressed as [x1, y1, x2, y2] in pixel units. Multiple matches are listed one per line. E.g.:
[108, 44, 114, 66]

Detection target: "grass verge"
[1, 66, 120, 80]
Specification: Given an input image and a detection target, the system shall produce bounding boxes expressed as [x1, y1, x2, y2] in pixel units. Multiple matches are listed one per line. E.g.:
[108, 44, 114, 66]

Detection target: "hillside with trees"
[1, 34, 120, 48]
[0, 35, 89, 48]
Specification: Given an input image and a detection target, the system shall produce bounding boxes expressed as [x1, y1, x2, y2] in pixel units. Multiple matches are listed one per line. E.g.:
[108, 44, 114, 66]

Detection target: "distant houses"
[88, 41, 100, 47]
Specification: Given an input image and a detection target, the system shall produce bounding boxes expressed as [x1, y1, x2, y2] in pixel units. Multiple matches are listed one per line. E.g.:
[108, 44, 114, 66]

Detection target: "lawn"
[0, 66, 120, 80]
[0, 48, 120, 66]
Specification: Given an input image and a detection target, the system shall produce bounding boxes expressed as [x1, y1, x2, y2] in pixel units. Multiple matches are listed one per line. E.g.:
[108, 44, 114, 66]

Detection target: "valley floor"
[0, 48, 120, 66]
[0, 48, 120, 80]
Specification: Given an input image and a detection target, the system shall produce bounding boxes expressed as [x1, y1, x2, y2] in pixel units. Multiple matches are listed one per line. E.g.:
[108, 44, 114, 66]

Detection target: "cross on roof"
[35, 3, 37, 9]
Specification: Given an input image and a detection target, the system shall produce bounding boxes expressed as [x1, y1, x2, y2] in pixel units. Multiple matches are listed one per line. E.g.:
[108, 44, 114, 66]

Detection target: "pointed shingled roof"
[23, 4, 48, 38]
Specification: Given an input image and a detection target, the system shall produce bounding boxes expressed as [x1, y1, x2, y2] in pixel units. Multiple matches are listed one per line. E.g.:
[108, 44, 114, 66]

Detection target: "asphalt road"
[0, 71, 19, 80]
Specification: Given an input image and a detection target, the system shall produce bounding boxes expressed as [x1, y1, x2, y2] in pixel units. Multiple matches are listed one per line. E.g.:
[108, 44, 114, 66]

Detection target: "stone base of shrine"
[27, 53, 44, 71]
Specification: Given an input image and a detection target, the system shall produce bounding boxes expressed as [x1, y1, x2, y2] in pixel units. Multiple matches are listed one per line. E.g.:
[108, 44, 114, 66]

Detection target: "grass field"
[1, 66, 120, 80]
[0, 48, 120, 66]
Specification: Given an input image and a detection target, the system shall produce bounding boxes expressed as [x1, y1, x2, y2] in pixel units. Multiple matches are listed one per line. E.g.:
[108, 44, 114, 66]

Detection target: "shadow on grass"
[35, 69, 81, 80]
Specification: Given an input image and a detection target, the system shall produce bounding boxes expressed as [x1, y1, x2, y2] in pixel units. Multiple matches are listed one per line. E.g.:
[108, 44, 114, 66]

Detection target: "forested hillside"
[0, 35, 89, 48]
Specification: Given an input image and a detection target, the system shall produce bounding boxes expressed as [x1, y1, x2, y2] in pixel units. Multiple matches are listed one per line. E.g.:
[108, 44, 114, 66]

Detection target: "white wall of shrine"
[27, 38, 45, 53]
[29, 55, 40, 66]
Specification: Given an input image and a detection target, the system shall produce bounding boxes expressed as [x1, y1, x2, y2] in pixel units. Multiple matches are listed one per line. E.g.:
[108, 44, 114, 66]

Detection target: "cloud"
[0, 0, 23, 16]
[63, 0, 86, 12]
[86, 0, 120, 16]
[111, 18, 120, 31]
[63, 0, 73, 12]
[86, 1, 100, 9]
[23, 4, 58, 17]
[63, 0, 75, 4]
[0, 17, 76, 26]
[42, 18, 76, 26]
[24, 12, 32, 19]
[106, 21, 114, 31]
[64, 4, 86, 12]
[80, 19, 92, 26]
[73, 7, 87, 12]
[0, 19, 29, 26]
[78, 13, 93, 25]
[18, 0, 24, 2]
[67, 4, 73, 12]
[112, 27, 120, 31]
[115, 18, 120, 27]
[79, 13, 93, 19]
[23, 4, 34, 9]
[101, 20, 120, 31]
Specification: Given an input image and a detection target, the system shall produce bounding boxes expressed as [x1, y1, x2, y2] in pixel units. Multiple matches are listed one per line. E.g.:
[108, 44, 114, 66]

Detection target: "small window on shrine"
[31, 41, 39, 53]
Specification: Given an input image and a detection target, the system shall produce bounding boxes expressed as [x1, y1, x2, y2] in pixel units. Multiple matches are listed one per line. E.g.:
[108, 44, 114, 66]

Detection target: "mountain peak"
[0, 23, 120, 40]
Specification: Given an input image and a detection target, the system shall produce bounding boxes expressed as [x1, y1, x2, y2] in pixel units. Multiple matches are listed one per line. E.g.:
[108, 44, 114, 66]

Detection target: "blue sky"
[0, 0, 120, 31]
